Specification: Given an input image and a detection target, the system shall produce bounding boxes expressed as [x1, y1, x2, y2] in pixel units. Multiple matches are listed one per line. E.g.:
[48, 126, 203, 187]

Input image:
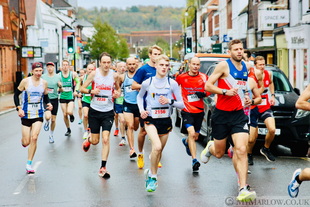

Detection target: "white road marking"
[13, 161, 42, 195]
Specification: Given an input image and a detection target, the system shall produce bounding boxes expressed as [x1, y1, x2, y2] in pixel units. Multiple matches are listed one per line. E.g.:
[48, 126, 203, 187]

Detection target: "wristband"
[88, 89, 91, 94]
[271, 94, 275, 96]
[252, 100, 255, 105]
[169, 99, 174, 105]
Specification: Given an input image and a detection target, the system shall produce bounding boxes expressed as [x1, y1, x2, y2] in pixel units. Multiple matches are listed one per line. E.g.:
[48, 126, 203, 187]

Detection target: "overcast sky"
[77, 0, 186, 9]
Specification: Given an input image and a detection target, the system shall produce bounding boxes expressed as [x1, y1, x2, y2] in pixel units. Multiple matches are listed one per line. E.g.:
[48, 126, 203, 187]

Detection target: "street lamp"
[185, 5, 197, 53]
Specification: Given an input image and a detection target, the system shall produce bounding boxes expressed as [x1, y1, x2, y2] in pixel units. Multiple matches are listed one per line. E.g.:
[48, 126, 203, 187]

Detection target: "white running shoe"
[83, 131, 89, 140]
[200, 140, 214, 164]
[119, 139, 126, 146]
[49, 135, 54, 143]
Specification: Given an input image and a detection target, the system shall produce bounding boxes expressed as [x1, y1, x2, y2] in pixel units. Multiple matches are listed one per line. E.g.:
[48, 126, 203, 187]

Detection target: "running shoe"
[236, 185, 256, 202]
[78, 119, 82, 125]
[44, 121, 49, 131]
[83, 138, 91, 152]
[158, 162, 162, 168]
[192, 159, 200, 172]
[200, 140, 214, 164]
[82, 131, 89, 140]
[260, 147, 275, 162]
[119, 139, 126, 146]
[65, 130, 71, 136]
[248, 154, 254, 165]
[144, 169, 158, 192]
[227, 145, 233, 158]
[49, 135, 54, 143]
[98, 167, 110, 179]
[130, 149, 137, 158]
[69, 115, 75, 123]
[182, 138, 191, 156]
[114, 129, 119, 136]
[137, 154, 144, 169]
[26, 164, 35, 174]
[288, 168, 301, 198]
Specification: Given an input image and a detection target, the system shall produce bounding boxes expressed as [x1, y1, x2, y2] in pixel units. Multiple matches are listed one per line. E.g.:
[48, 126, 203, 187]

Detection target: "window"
[0, 5, 3, 29]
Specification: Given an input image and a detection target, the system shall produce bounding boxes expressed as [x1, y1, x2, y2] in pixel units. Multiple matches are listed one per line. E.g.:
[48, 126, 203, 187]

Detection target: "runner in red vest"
[247, 56, 276, 165]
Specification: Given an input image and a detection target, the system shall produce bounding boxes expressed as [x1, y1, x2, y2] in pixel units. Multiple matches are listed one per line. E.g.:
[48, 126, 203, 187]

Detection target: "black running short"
[180, 111, 204, 134]
[88, 108, 114, 134]
[82, 101, 90, 108]
[211, 108, 249, 140]
[144, 117, 172, 136]
[59, 99, 74, 104]
[250, 107, 274, 127]
[21, 117, 43, 127]
[123, 101, 140, 117]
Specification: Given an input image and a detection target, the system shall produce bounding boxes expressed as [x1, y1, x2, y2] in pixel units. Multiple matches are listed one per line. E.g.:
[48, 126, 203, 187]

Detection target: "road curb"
[0, 108, 15, 116]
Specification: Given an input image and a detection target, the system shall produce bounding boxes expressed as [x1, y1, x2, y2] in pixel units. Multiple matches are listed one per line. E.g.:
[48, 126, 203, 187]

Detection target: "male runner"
[200, 39, 260, 202]
[176, 57, 210, 172]
[81, 52, 120, 178]
[138, 55, 184, 192]
[42, 62, 62, 143]
[59, 60, 80, 136]
[14, 62, 53, 173]
[132, 45, 162, 167]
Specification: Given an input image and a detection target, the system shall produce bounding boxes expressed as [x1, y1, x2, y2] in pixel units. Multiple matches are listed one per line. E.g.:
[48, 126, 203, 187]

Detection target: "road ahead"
[0, 110, 310, 207]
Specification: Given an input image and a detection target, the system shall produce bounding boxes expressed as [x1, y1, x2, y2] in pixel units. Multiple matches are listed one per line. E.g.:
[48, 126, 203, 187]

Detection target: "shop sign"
[260, 10, 289, 24]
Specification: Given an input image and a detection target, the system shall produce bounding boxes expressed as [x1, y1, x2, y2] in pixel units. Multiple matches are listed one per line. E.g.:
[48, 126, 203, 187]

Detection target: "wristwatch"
[222, 89, 227, 95]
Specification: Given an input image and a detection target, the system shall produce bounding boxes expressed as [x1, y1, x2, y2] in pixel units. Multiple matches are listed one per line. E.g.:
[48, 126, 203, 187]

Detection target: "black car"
[198, 64, 310, 156]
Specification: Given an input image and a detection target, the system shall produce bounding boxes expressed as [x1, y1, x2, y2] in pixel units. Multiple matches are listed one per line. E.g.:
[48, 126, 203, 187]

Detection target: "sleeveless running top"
[90, 69, 114, 112]
[21, 77, 44, 119]
[145, 77, 174, 119]
[82, 74, 92, 104]
[257, 70, 271, 113]
[60, 71, 74, 100]
[123, 72, 138, 104]
[216, 59, 248, 111]
[42, 73, 61, 99]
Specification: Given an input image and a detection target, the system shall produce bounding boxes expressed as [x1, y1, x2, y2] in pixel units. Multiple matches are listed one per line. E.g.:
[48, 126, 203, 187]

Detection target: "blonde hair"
[148, 45, 163, 54]
[155, 54, 169, 64]
[254, 56, 265, 65]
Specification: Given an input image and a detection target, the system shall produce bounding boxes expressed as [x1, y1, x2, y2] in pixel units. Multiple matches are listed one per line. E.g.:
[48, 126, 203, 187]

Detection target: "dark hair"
[228, 39, 243, 50]
[244, 50, 251, 59]
[99, 52, 112, 62]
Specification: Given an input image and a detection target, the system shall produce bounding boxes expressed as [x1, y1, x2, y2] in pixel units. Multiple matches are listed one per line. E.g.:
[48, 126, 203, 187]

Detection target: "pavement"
[0, 93, 15, 115]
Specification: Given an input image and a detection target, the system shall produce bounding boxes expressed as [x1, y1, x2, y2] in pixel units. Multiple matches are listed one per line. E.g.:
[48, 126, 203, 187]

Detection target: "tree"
[140, 47, 149, 60]
[86, 20, 129, 60]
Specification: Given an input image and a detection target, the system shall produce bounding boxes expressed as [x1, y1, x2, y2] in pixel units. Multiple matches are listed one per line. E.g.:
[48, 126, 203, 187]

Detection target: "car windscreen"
[272, 70, 291, 92]
[200, 61, 217, 74]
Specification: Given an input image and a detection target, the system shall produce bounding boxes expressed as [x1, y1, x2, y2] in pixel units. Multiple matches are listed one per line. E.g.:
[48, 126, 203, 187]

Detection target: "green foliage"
[77, 6, 183, 33]
[140, 47, 149, 60]
[87, 20, 129, 60]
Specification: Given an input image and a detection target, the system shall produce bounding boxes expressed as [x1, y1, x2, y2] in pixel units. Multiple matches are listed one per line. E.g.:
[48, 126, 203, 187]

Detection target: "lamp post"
[185, 5, 197, 53]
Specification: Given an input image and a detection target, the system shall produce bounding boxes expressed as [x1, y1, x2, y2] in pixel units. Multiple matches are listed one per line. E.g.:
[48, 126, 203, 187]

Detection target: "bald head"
[126, 57, 137, 73]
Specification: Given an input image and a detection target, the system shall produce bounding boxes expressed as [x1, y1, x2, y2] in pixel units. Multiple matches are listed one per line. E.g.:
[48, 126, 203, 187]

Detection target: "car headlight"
[295, 109, 310, 119]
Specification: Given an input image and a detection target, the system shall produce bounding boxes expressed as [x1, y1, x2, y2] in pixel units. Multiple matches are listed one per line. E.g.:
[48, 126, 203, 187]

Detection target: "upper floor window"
[0, 5, 3, 29]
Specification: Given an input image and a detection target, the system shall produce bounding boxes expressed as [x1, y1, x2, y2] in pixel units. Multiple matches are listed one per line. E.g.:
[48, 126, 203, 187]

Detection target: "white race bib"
[187, 94, 199, 102]
[63, 87, 72, 92]
[259, 97, 267, 106]
[151, 107, 169, 118]
[93, 96, 108, 105]
[29, 103, 40, 111]
[125, 86, 133, 93]
[47, 88, 54, 94]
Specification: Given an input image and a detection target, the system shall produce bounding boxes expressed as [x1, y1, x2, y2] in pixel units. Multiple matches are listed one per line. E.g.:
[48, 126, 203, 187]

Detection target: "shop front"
[284, 25, 310, 91]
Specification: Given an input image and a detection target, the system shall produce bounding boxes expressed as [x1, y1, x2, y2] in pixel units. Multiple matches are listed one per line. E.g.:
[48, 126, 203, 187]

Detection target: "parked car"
[198, 63, 310, 156]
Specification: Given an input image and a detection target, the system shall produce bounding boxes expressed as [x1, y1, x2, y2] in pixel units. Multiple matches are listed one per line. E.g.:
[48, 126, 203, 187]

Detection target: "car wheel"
[175, 108, 181, 127]
[290, 141, 309, 157]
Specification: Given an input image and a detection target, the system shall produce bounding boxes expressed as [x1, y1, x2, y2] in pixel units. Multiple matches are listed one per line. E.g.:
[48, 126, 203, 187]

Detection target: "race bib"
[29, 103, 40, 111]
[125, 86, 133, 93]
[63, 87, 72, 92]
[94, 96, 108, 105]
[84, 94, 91, 97]
[151, 107, 169, 118]
[187, 94, 199, 102]
[259, 97, 267, 106]
[47, 88, 54, 94]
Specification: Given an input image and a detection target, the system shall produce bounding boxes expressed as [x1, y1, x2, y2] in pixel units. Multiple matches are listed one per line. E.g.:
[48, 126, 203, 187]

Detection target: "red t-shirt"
[176, 72, 209, 113]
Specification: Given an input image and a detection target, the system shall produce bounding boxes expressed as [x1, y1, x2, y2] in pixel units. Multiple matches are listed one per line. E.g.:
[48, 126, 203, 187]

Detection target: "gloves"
[195, 92, 206, 98]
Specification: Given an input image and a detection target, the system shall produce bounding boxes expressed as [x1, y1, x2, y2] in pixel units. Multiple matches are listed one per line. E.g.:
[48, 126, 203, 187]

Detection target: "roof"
[52, 0, 73, 8]
[25, 0, 37, 26]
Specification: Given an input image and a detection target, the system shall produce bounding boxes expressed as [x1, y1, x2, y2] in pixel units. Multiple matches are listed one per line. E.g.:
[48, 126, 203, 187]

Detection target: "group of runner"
[14, 39, 310, 202]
